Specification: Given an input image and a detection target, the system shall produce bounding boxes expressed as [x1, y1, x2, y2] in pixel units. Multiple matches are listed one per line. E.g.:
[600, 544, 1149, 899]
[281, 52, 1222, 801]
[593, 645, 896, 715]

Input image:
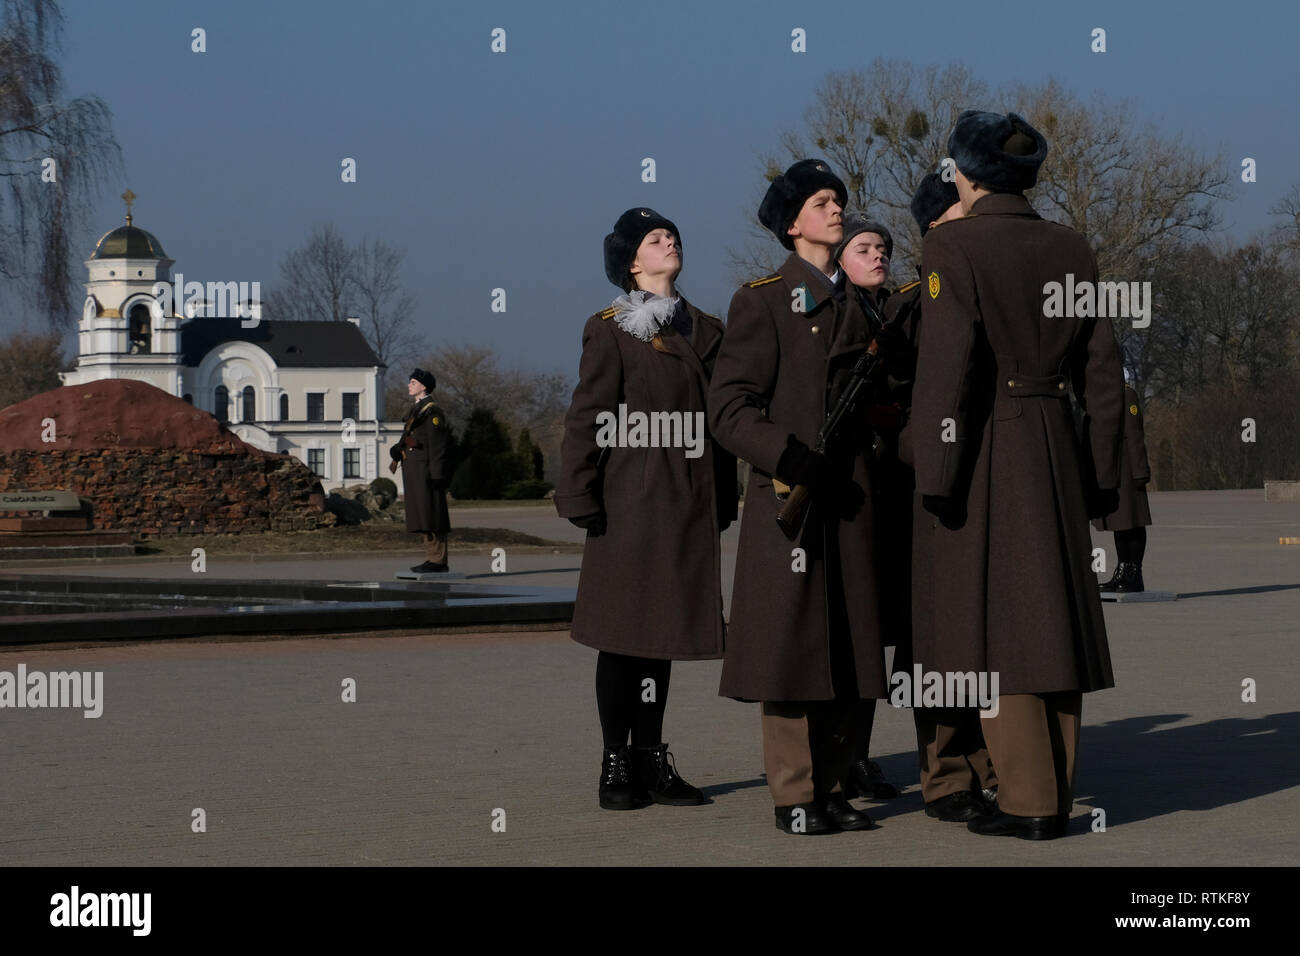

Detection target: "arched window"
[214, 385, 230, 423]
[128, 303, 151, 354]
[240, 385, 256, 422]
[183, 393, 193, 405]
[279, 394, 289, 421]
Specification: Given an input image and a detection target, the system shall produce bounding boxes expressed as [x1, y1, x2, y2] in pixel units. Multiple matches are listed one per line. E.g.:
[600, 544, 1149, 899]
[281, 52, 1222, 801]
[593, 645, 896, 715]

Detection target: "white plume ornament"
[611, 290, 680, 342]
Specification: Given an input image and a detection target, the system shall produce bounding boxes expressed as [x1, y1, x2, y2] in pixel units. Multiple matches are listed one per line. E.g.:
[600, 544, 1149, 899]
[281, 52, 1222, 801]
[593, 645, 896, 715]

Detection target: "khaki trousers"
[979, 691, 1082, 817]
[914, 706, 998, 803]
[761, 700, 855, 805]
[423, 532, 448, 565]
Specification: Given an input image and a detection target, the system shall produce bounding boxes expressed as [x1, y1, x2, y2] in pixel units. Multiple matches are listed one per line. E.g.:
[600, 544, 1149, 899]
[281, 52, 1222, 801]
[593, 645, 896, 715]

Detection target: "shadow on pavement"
[1077, 711, 1299, 826]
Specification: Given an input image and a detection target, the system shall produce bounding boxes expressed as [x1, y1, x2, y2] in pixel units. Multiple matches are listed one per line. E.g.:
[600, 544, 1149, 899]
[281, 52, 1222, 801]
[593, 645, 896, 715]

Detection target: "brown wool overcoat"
[1092, 384, 1152, 532]
[400, 395, 451, 534]
[707, 253, 888, 702]
[905, 193, 1125, 695]
[554, 298, 738, 661]
[872, 278, 924, 651]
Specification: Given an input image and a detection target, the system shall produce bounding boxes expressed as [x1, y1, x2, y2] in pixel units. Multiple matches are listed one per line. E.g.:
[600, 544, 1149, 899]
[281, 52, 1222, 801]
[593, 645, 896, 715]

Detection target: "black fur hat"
[947, 111, 1048, 193]
[834, 213, 893, 262]
[910, 173, 961, 234]
[603, 207, 681, 289]
[758, 159, 848, 250]
[409, 368, 436, 392]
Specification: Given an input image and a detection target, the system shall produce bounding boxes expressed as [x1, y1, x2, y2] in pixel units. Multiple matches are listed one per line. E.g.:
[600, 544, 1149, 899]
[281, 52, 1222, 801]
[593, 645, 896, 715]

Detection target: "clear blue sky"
[44, 0, 1300, 374]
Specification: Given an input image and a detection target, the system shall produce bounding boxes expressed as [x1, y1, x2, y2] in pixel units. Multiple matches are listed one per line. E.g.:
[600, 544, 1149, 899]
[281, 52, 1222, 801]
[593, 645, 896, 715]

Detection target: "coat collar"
[775, 253, 871, 359]
[967, 192, 1040, 219]
[778, 252, 843, 314]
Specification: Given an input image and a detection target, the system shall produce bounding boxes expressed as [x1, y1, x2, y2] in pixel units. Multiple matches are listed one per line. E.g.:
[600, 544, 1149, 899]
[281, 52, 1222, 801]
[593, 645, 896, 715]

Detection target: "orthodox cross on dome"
[122, 188, 137, 226]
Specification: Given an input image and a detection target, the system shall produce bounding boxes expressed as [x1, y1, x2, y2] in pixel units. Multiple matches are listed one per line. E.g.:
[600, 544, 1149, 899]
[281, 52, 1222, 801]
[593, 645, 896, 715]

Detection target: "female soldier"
[834, 213, 902, 802]
[555, 208, 737, 811]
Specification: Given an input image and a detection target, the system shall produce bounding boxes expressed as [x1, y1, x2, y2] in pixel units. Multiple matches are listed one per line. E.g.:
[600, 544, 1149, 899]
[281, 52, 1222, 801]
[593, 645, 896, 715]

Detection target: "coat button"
[811, 325, 820, 334]
[1057, 382, 1066, 390]
[1007, 379, 1016, 387]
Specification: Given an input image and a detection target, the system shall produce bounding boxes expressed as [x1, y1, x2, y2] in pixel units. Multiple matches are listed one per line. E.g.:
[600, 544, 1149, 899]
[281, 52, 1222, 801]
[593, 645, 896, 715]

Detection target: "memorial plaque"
[0, 490, 81, 511]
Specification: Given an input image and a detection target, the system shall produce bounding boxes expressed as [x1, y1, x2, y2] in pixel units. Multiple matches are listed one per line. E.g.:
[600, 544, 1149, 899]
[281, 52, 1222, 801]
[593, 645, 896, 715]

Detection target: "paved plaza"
[0, 490, 1297, 865]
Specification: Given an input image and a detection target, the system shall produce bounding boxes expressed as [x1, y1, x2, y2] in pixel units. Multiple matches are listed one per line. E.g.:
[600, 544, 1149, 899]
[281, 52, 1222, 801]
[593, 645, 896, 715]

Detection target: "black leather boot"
[843, 758, 899, 799]
[599, 747, 649, 811]
[1099, 562, 1136, 592]
[1115, 562, 1144, 592]
[631, 743, 707, 806]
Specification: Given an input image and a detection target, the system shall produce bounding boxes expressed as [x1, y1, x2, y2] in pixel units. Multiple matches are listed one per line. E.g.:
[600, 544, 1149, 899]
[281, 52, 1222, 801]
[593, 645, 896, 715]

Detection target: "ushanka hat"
[604, 207, 681, 289]
[909, 172, 961, 234]
[409, 368, 436, 391]
[947, 111, 1048, 193]
[834, 213, 893, 262]
[758, 159, 848, 250]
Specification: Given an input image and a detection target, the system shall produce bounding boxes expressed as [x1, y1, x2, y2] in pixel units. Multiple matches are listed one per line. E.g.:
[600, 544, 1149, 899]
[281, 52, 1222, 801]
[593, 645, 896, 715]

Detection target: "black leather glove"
[776, 438, 830, 493]
[570, 512, 607, 536]
[389, 443, 403, 462]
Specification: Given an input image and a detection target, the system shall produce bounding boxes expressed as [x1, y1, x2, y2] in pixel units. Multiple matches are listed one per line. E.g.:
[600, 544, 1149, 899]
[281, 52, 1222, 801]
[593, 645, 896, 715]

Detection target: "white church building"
[59, 205, 408, 492]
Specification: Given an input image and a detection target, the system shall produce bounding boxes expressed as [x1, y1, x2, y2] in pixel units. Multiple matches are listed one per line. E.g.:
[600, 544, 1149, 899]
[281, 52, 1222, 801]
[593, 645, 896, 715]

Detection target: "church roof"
[180, 319, 385, 368]
[90, 224, 169, 260]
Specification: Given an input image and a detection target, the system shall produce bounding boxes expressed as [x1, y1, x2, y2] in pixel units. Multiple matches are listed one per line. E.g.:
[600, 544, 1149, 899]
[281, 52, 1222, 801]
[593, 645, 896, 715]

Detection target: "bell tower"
[62, 190, 184, 394]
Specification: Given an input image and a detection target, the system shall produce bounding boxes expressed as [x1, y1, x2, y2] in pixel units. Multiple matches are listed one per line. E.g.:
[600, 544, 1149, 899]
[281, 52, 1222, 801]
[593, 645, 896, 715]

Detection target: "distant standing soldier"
[390, 368, 451, 573]
[709, 160, 887, 836]
[908, 112, 1125, 840]
[890, 174, 1001, 824]
[1094, 383, 1153, 592]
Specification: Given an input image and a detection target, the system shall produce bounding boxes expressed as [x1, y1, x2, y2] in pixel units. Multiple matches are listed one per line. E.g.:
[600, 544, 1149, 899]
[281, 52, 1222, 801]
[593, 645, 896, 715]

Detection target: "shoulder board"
[744, 274, 782, 288]
[597, 307, 618, 320]
[927, 216, 967, 233]
[896, 280, 920, 294]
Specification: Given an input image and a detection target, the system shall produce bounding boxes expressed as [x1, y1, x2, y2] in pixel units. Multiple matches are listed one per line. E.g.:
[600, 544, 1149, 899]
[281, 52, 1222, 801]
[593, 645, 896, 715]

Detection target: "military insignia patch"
[1129, 404, 1138, 416]
[928, 271, 940, 299]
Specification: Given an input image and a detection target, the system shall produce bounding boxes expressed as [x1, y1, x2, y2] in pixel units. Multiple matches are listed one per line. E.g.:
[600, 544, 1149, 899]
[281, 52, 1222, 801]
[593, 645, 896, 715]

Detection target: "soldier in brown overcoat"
[906, 112, 1125, 840]
[555, 207, 737, 812]
[833, 212, 903, 802]
[708, 160, 887, 835]
[390, 368, 451, 573]
[884, 174, 1004, 824]
[1093, 383, 1153, 592]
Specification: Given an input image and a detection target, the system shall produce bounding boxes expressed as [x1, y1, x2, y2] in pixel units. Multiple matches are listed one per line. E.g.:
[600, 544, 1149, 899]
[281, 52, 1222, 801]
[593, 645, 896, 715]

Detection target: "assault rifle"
[388, 398, 438, 475]
[774, 294, 898, 539]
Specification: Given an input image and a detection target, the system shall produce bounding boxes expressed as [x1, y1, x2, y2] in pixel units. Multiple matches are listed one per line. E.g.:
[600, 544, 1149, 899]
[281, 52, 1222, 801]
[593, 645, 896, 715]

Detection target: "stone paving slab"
[0, 490, 1296, 865]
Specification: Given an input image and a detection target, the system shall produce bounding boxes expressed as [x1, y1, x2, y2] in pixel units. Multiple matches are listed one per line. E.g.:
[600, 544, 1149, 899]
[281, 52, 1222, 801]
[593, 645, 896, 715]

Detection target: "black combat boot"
[631, 743, 707, 806]
[843, 758, 899, 799]
[599, 746, 649, 811]
[1100, 562, 1144, 593]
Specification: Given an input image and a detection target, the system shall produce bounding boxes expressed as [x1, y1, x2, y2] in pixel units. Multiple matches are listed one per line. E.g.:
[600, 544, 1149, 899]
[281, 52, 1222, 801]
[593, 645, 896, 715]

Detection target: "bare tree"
[391, 343, 572, 481]
[352, 236, 424, 367]
[732, 62, 1230, 299]
[0, 0, 122, 329]
[263, 222, 356, 323]
[0, 326, 62, 407]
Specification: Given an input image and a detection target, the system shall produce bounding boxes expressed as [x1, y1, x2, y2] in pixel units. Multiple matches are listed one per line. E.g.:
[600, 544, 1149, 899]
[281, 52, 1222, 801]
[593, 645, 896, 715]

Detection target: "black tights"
[596, 651, 671, 750]
[852, 698, 876, 762]
[1115, 527, 1147, 564]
